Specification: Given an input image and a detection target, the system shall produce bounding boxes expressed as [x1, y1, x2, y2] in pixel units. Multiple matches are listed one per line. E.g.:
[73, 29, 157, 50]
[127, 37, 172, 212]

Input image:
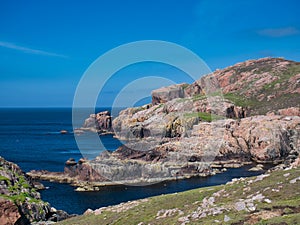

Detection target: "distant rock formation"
[76, 111, 113, 134]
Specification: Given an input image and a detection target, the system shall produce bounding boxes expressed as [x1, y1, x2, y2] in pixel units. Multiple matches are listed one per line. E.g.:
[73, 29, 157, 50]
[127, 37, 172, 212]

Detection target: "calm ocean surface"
[0, 108, 267, 214]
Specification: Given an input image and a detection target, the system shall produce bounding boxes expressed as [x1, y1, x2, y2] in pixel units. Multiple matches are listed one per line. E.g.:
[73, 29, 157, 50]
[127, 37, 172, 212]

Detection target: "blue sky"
[0, 0, 299, 107]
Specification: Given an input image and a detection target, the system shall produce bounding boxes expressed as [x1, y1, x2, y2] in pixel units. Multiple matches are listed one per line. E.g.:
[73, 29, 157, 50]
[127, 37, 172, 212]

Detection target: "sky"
[0, 0, 300, 107]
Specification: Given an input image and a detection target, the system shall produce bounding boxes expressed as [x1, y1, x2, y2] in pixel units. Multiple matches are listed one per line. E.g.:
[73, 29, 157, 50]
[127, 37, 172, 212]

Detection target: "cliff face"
[0, 157, 71, 225]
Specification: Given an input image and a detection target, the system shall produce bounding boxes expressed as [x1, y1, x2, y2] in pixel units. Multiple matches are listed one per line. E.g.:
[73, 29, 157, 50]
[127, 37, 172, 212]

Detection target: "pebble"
[290, 176, 300, 184]
[264, 198, 272, 203]
[224, 215, 231, 222]
[234, 201, 246, 211]
[254, 174, 270, 182]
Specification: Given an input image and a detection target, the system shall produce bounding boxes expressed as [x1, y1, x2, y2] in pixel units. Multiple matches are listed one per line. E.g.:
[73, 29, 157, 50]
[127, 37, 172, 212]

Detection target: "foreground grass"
[58, 167, 300, 225]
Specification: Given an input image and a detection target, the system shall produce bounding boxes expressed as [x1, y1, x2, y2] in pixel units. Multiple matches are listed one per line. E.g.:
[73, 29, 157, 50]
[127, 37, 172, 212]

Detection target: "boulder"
[278, 107, 300, 116]
[60, 130, 68, 134]
[225, 105, 248, 118]
[65, 158, 77, 166]
[184, 81, 203, 97]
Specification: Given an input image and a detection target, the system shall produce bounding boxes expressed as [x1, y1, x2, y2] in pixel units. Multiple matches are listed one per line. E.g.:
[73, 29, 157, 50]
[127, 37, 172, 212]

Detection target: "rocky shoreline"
[27, 160, 256, 192]
[0, 157, 75, 225]
[28, 112, 300, 191]
[28, 58, 300, 191]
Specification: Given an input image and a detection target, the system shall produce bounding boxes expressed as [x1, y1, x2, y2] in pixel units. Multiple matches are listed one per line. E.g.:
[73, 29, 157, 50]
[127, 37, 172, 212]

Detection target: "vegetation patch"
[192, 94, 207, 101]
[223, 93, 258, 108]
[183, 112, 225, 122]
[0, 175, 10, 182]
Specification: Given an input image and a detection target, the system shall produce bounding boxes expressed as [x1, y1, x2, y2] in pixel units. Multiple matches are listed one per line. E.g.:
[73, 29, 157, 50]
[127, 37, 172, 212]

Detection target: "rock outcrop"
[151, 83, 187, 105]
[112, 96, 248, 141]
[0, 157, 72, 224]
[29, 114, 300, 189]
[64, 157, 107, 182]
[0, 198, 20, 225]
[76, 111, 113, 133]
[278, 107, 300, 116]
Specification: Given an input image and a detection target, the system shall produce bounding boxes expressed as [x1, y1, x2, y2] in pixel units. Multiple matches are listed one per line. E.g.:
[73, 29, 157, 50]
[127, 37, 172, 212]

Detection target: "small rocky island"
[28, 57, 300, 191]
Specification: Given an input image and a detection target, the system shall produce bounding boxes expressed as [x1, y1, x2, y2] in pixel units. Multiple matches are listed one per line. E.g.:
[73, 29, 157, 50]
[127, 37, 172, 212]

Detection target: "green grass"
[153, 103, 164, 111]
[176, 98, 190, 103]
[57, 167, 300, 225]
[192, 94, 207, 101]
[221, 62, 300, 115]
[256, 213, 300, 225]
[0, 168, 36, 204]
[0, 192, 33, 204]
[263, 64, 300, 92]
[131, 106, 146, 114]
[223, 93, 258, 108]
[184, 112, 225, 122]
[0, 175, 10, 182]
[181, 83, 189, 89]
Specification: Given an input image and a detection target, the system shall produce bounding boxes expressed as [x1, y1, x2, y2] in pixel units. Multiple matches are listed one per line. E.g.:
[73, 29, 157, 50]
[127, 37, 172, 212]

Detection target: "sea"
[0, 108, 268, 215]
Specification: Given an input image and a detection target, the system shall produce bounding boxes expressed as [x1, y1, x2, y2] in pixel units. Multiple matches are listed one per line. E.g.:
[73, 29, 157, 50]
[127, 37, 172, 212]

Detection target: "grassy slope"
[222, 61, 300, 115]
[0, 166, 42, 204]
[58, 167, 300, 225]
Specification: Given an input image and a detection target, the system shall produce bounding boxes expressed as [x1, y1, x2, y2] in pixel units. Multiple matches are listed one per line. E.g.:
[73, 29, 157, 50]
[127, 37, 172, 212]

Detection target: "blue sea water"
[0, 108, 267, 214]
[0, 108, 121, 172]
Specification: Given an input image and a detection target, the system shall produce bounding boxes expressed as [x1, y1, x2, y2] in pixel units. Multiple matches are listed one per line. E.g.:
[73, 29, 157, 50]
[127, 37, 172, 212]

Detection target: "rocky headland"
[0, 157, 73, 225]
[28, 57, 300, 190]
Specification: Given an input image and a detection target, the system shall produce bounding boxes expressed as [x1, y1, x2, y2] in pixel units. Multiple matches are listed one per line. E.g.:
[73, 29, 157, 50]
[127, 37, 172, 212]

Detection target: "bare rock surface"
[0, 198, 21, 225]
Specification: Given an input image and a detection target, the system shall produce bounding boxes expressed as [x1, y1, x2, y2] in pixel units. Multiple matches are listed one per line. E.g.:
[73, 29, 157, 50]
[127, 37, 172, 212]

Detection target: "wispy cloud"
[257, 27, 300, 38]
[0, 41, 67, 58]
